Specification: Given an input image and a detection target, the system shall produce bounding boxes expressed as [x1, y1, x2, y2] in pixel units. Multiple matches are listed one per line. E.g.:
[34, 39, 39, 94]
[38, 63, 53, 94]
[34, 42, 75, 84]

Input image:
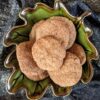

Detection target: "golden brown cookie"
[29, 20, 44, 40]
[48, 52, 82, 87]
[50, 16, 76, 49]
[32, 36, 66, 71]
[36, 17, 69, 49]
[16, 41, 48, 81]
[69, 43, 86, 65]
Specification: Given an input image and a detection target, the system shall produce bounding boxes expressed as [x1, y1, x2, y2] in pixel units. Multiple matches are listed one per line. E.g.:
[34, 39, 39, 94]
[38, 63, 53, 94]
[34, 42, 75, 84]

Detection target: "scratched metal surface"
[0, 0, 100, 100]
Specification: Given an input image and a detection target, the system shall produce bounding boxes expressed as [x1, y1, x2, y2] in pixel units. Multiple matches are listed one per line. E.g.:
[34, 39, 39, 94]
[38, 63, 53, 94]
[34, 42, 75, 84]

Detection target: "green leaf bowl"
[3, 0, 99, 99]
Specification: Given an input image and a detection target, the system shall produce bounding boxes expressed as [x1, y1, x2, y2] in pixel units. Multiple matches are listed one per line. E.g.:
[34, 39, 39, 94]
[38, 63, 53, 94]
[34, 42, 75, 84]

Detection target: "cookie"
[48, 52, 82, 87]
[32, 36, 66, 71]
[69, 43, 86, 65]
[29, 20, 44, 40]
[16, 41, 48, 81]
[36, 17, 69, 49]
[50, 16, 76, 49]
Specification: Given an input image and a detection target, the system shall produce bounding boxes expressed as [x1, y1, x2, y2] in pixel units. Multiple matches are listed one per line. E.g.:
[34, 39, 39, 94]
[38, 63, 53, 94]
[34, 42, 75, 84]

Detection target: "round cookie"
[29, 20, 44, 40]
[48, 52, 82, 87]
[50, 16, 76, 49]
[69, 43, 86, 65]
[36, 18, 69, 49]
[32, 36, 66, 71]
[16, 40, 48, 81]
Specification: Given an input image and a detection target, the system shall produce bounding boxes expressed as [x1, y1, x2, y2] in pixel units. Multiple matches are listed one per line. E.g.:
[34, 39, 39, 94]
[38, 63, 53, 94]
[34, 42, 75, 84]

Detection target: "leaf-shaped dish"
[3, 0, 98, 99]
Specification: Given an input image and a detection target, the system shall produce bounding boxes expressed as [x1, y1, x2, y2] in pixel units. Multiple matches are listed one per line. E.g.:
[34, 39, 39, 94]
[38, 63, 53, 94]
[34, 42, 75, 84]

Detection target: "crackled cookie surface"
[32, 36, 66, 71]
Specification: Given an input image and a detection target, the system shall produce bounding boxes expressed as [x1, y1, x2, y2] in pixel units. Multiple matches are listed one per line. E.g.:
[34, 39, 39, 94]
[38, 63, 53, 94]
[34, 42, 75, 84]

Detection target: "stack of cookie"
[16, 16, 86, 87]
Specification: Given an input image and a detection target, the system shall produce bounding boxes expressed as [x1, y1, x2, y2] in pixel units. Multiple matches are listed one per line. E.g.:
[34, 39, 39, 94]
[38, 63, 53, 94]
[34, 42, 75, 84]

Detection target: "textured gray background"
[0, 0, 100, 100]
